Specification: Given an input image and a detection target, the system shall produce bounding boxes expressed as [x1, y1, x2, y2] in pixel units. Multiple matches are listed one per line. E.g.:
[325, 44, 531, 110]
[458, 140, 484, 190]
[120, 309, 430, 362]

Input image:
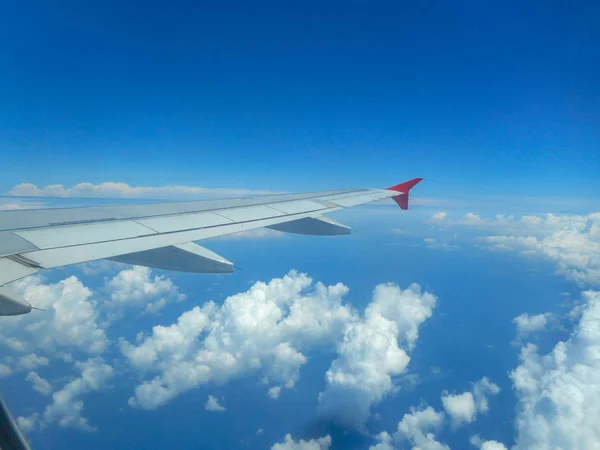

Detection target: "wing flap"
[267, 217, 351, 235]
[109, 243, 233, 273]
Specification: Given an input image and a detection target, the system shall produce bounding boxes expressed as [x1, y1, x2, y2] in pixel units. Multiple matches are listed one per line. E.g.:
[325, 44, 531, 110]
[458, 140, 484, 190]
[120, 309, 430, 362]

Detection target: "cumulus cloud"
[394, 406, 449, 450]
[205, 395, 226, 412]
[121, 271, 356, 410]
[268, 386, 282, 400]
[8, 182, 278, 199]
[2, 275, 107, 355]
[470, 435, 509, 450]
[513, 313, 549, 339]
[18, 353, 50, 371]
[369, 431, 395, 450]
[26, 371, 53, 396]
[106, 266, 185, 313]
[472, 212, 600, 286]
[429, 211, 447, 222]
[271, 434, 332, 450]
[19, 358, 113, 432]
[441, 377, 500, 428]
[317, 283, 437, 429]
[510, 290, 600, 449]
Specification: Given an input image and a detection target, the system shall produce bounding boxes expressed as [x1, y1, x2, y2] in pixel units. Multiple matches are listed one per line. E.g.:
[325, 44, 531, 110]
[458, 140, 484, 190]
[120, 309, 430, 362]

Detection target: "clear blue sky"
[1, 0, 599, 199]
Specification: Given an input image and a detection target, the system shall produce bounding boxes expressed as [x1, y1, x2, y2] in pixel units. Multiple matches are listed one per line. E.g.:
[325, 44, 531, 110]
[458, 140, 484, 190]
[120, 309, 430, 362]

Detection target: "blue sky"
[2, 0, 599, 199]
[1, 1, 600, 450]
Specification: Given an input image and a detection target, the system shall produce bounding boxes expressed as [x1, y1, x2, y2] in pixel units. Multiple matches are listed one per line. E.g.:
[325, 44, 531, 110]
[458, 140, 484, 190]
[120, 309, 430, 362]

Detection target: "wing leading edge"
[0, 178, 422, 315]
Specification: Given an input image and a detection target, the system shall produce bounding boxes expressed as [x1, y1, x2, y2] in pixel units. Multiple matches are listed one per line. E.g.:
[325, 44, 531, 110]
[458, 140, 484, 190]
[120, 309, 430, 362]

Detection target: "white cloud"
[121, 271, 356, 410]
[318, 283, 437, 429]
[510, 290, 600, 449]
[424, 237, 458, 251]
[0, 363, 12, 377]
[513, 313, 548, 338]
[441, 377, 500, 428]
[16, 414, 39, 433]
[107, 266, 185, 313]
[474, 212, 600, 286]
[394, 406, 449, 450]
[41, 358, 114, 431]
[204, 395, 226, 412]
[8, 182, 278, 199]
[1, 275, 107, 355]
[257, 428, 264, 435]
[429, 211, 447, 222]
[441, 392, 476, 427]
[26, 371, 53, 396]
[470, 435, 508, 450]
[18, 353, 50, 371]
[268, 386, 282, 400]
[369, 431, 395, 450]
[271, 434, 332, 450]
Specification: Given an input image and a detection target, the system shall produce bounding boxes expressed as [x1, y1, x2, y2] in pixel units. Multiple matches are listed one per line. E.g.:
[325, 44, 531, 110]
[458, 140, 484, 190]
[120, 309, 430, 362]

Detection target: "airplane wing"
[0, 178, 422, 316]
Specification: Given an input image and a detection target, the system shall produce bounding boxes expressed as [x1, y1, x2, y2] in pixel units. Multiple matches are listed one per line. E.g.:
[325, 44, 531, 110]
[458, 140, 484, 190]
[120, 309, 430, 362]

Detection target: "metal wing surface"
[0, 178, 422, 315]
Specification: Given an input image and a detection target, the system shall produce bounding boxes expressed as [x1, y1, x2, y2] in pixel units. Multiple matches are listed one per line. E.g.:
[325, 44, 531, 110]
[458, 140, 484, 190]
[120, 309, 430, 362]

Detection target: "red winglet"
[385, 177, 423, 210]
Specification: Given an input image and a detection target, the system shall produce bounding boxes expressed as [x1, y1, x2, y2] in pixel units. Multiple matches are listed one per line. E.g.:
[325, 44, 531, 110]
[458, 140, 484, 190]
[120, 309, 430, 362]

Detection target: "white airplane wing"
[0, 178, 422, 315]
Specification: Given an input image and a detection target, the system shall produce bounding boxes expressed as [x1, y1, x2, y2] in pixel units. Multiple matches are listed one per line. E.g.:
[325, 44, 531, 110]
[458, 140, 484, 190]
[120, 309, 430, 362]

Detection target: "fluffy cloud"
[470, 435, 508, 450]
[26, 371, 53, 396]
[18, 353, 50, 371]
[317, 283, 437, 429]
[429, 211, 447, 222]
[121, 271, 356, 410]
[8, 182, 277, 199]
[18, 358, 114, 432]
[268, 386, 282, 400]
[271, 434, 332, 450]
[205, 395, 226, 412]
[1, 275, 107, 355]
[510, 290, 600, 449]
[475, 212, 600, 286]
[513, 313, 548, 338]
[441, 377, 500, 428]
[395, 406, 449, 450]
[369, 432, 395, 450]
[107, 266, 185, 313]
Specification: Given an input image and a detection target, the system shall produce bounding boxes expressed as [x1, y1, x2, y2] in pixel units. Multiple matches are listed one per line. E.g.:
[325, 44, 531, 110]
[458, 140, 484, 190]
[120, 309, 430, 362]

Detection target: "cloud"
[19, 358, 113, 432]
[257, 428, 264, 435]
[8, 182, 278, 199]
[441, 392, 476, 427]
[271, 434, 332, 450]
[18, 353, 50, 371]
[0, 364, 12, 378]
[394, 406, 449, 450]
[2, 275, 108, 355]
[204, 395, 226, 412]
[26, 371, 53, 396]
[16, 414, 39, 433]
[424, 237, 458, 251]
[106, 266, 185, 313]
[470, 435, 509, 450]
[121, 271, 356, 410]
[369, 432, 395, 450]
[429, 211, 447, 222]
[510, 290, 600, 449]
[464, 212, 600, 286]
[441, 377, 500, 428]
[268, 386, 282, 400]
[513, 313, 549, 338]
[317, 283, 437, 429]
